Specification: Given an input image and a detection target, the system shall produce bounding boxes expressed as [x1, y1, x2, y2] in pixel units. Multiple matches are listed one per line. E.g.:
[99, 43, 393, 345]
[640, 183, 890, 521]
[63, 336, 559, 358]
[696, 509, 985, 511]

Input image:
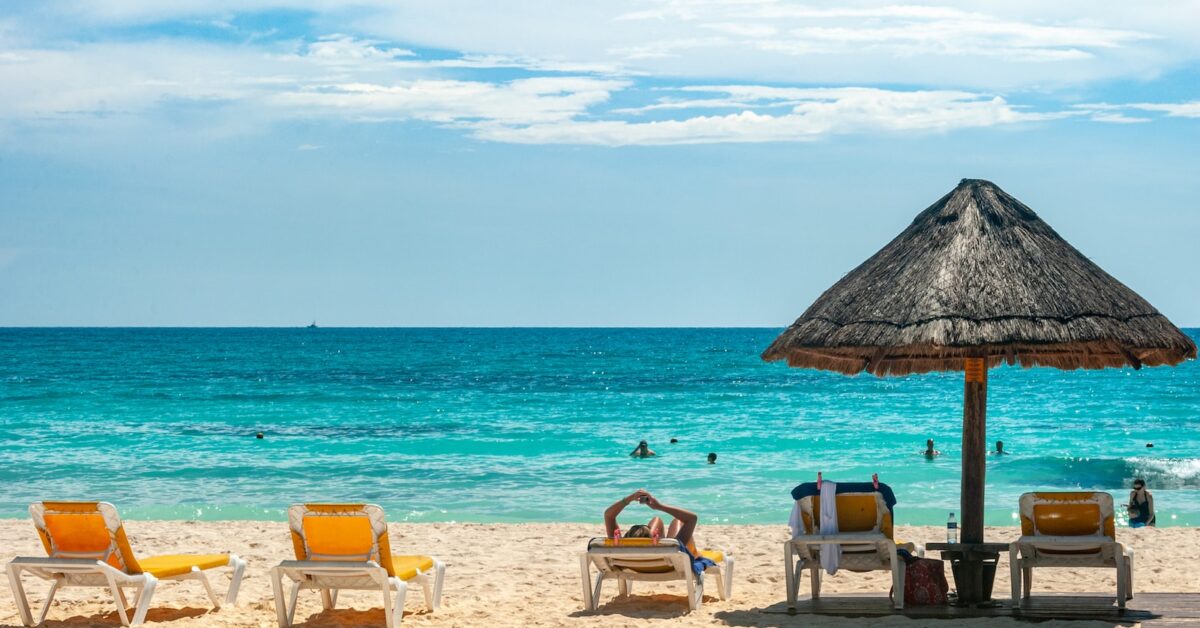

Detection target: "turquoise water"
[1, 328, 1197, 526]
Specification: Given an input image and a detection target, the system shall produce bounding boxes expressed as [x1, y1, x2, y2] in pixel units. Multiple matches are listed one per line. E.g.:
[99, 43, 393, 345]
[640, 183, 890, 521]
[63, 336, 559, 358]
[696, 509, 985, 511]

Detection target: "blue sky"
[1, 1, 1197, 326]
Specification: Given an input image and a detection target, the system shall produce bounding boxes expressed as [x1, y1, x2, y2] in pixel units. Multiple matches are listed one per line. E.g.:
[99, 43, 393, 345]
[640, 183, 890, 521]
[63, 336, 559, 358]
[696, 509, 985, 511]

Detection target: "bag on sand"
[902, 557, 949, 606]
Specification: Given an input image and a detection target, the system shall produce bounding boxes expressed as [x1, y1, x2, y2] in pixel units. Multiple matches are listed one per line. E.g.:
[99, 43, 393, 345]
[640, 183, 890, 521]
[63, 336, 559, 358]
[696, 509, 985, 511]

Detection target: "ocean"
[1, 328, 1196, 526]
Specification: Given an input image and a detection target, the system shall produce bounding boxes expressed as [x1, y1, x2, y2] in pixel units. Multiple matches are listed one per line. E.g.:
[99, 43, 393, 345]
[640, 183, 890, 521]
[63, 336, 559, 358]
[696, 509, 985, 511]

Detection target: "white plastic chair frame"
[270, 558, 445, 628]
[579, 539, 733, 612]
[1009, 492, 1133, 610]
[784, 532, 907, 610]
[7, 554, 246, 627]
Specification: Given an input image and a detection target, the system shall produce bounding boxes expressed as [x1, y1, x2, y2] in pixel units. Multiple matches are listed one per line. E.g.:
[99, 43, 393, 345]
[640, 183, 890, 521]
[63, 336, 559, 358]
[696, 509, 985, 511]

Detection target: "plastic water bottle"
[612, 527, 621, 546]
[947, 512, 958, 544]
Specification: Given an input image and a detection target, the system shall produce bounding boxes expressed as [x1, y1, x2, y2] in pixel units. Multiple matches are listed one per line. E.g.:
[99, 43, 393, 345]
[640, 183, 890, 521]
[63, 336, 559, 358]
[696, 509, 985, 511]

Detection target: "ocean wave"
[999, 455, 1200, 490]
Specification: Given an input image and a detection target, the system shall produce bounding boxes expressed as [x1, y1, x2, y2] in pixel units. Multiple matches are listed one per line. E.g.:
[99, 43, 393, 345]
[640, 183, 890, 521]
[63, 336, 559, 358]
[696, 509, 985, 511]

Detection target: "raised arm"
[604, 489, 648, 537]
[645, 494, 698, 548]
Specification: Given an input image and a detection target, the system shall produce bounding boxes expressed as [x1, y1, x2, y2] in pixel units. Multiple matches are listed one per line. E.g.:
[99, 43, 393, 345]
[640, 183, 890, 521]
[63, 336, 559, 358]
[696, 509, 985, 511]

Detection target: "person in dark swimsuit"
[1127, 478, 1156, 527]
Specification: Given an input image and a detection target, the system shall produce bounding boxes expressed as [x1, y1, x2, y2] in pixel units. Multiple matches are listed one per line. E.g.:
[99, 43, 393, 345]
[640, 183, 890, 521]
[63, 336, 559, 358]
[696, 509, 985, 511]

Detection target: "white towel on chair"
[820, 480, 840, 575]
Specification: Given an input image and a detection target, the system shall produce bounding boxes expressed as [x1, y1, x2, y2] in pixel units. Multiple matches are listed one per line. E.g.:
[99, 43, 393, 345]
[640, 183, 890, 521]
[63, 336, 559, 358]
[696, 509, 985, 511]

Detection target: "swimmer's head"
[625, 524, 653, 538]
[926, 439, 934, 448]
[707, 452, 717, 464]
[639, 440, 648, 448]
[996, 440, 1004, 450]
[1133, 478, 1146, 490]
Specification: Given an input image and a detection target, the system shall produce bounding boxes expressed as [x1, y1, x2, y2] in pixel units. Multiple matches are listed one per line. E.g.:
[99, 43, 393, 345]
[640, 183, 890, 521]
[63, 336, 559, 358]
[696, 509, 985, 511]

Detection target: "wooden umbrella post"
[961, 357, 987, 544]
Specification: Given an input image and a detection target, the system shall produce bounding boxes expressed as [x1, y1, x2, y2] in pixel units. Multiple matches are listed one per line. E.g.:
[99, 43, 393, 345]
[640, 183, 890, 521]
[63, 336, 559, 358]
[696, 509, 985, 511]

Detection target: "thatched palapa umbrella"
[763, 179, 1196, 546]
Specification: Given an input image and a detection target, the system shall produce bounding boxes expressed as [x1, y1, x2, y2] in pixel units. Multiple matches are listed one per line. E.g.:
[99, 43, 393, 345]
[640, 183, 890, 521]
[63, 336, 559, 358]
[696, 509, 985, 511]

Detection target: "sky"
[0, 1, 1198, 327]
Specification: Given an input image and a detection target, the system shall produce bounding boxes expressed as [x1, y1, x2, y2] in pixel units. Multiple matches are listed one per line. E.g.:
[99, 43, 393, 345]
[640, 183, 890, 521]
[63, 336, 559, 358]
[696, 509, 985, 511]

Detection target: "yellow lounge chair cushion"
[390, 555, 435, 581]
[698, 549, 724, 563]
[138, 554, 230, 579]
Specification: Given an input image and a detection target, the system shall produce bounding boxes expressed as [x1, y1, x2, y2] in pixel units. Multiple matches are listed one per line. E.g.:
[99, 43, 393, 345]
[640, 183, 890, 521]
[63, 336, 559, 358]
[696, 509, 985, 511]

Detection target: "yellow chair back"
[1019, 492, 1116, 539]
[798, 492, 893, 539]
[30, 501, 143, 574]
[288, 503, 398, 578]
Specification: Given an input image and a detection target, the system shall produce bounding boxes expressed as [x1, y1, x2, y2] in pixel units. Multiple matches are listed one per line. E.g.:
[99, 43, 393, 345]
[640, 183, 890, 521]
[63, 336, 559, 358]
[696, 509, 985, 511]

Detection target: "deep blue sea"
[1, 328, 1196, 526]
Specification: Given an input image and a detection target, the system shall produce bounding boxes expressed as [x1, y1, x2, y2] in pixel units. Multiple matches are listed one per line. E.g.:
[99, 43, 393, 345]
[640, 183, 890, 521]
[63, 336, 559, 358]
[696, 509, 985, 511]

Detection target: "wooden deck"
[724, 593, 1200, 625]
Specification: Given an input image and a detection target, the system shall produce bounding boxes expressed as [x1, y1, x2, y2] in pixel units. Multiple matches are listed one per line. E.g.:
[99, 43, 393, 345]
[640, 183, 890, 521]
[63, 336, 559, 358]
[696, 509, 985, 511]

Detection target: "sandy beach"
[1, 520, 1195, 627]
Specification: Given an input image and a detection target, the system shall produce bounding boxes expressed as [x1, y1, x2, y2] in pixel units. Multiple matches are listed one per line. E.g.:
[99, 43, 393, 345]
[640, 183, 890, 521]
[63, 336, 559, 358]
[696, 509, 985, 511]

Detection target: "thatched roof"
[762, 179, 1197, 376]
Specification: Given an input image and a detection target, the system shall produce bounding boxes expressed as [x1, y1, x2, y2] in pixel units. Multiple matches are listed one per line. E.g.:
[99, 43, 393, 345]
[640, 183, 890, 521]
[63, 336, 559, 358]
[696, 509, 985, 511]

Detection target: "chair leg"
[617, 576, 629, 598]
[579, 555, 594, 611]
[724, 555, 734, 600]
[270, 568, 290, 628]
[1114, 551, 1127, 610]
[287, 582, 301, 626]
[384, 577, 407, 628]
[195, 566, 221, 609]
[36, 579, 61, 626]
[331, 589, 339, 608]
[7, 564, 35, 627]
[320, 588, 334, 610]
[891, 548, 905, 610]
[592, 572, 605, 610]
[105, 572, 132, 627]
[431, 560, 445, 609]
[225, 555, 246, 606]
[784, 542, 798, 610]
[1125, 550, 1135, 600]
[1009, 547, 1021, 605]
[130, 574, 157, 626]
[686, 572, 701, 611]
[420, 571, 434, 610]
[1022, 566, 1032, 599]
[811, 566, 821, 599]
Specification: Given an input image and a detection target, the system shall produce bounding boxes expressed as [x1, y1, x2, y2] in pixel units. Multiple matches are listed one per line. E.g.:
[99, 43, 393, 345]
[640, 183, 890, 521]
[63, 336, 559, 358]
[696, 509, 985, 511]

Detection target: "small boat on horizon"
[306, 321, 318, 329]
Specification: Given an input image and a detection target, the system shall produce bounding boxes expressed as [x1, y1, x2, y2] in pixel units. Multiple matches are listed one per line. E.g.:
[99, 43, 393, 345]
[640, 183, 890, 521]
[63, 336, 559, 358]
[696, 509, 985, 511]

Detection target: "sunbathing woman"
[604, 489, 698, 553]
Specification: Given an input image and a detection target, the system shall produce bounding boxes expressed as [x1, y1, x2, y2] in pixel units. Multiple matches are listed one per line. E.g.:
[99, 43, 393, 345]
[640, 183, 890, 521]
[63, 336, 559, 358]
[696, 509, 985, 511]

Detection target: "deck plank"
[749, 592, 1200, 624]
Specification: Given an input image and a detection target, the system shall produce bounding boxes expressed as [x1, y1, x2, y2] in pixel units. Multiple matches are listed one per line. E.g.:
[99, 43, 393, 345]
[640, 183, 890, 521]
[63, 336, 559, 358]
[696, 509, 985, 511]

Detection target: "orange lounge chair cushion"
[138, 554, 231, 578]
[390, 555, 435, 581]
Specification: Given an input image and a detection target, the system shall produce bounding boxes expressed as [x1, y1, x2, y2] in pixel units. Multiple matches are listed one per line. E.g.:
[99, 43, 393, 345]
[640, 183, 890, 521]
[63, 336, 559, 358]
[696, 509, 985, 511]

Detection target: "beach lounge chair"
[6, 501, 245, 627]
[1010, 491, 1134, 609]
[579, 537, 733, 612]
[270, 503, 445, 628]
[785, 481, 918, 610]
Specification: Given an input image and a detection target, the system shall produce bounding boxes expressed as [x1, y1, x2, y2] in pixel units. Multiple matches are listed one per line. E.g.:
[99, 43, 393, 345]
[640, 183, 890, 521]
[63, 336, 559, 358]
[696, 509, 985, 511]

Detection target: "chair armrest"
[790, 533, 890, 545]
[1013, 535, 1115, 547]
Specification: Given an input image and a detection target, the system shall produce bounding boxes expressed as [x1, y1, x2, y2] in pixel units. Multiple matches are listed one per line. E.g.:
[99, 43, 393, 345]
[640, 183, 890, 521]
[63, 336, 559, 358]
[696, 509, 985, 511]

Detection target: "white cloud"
[1075, 101, 1200, 121]
[473, 87, 1062, 146]
[0, 7, 1196, 147]
[271, 77, 627, 125]
[13, 1, 1200, 89]
[1089, 113, 1151, 124]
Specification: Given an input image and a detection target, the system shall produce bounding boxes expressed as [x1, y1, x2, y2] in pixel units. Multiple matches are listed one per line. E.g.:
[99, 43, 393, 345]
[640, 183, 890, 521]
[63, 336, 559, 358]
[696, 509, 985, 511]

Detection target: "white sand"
[1, 520, 1195, 627]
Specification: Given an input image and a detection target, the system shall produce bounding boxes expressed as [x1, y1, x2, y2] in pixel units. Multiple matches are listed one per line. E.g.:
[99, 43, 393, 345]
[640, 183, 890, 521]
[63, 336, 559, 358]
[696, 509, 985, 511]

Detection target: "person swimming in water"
[604, 489, 698, 552]
[630, 440, 656, 458]
[992, 440, 1008, 455]
[924, 439, 940, 458]
[707, 452, 717, 464]
[1127, 478, 1156, 527]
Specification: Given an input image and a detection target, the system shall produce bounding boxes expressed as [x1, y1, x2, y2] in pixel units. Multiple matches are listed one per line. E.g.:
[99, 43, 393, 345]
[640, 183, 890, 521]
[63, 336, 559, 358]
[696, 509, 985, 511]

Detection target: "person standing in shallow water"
[1128, 478, 1156, 527]
[630, 440, 656, 458]
[923, 439, 940, 458]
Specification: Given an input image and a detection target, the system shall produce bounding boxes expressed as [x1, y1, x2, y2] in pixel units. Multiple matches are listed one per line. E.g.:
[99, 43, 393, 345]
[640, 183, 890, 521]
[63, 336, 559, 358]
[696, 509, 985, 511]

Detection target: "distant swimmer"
[630, 440, 657, 458]
[670, 438, 679, 444]
[924, 439, 940, 458]
[707, 452, 717, 464]
[256, 432, 265, 440]
[992, 440, 1007, 455]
